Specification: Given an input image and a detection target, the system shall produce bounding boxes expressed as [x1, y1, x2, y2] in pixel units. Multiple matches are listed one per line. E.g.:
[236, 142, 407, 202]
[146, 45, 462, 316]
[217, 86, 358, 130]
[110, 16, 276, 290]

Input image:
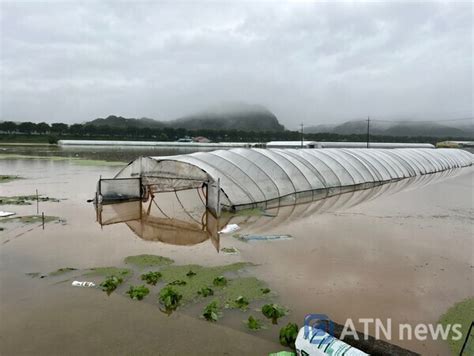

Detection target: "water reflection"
[97, 200, 220, 250]
[95, 168, 465, 248]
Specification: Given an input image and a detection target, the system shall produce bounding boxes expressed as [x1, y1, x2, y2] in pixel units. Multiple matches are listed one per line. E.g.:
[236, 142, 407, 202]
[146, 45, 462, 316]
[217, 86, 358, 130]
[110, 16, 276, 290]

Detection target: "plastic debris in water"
[240, 234, 292, 242]
[72, 281, 96, 287]
[0, 211, 15, 217]
[219, 224, 240, 234]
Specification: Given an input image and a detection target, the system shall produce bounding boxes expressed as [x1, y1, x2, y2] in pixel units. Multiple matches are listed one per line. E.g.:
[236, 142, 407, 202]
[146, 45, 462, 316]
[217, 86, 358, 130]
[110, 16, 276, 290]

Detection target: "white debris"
[218, 224, 240, 234]
[72, 281, 96, 287]
[0, 211, 15, 217]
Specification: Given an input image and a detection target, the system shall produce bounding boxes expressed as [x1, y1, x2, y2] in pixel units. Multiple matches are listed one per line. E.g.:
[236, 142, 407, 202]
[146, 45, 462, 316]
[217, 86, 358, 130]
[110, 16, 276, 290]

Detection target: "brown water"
[1, 146, 473, 355]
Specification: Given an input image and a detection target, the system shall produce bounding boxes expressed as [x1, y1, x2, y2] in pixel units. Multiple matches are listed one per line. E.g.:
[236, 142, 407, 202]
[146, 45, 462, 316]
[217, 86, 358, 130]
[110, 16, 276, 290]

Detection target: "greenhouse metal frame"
[105, 148, 472, 214]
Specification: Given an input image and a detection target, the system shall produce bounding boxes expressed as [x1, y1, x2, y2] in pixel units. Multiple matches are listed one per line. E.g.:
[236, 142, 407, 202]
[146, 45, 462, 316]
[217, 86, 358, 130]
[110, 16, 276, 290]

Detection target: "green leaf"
[99, 275, 123, 295]
[197, 287, 214, 297]
[140, 271, 162, 285]
[213, 276, 227, 287]
[262, 304, 287, 324]
[158, 286, 182, 312]
[126, 285, 150, 300]
[247, 315, 264, 330]
[186, 270, 197, 277]
[279, 322, 299, 349]
[203, 301, 220, 322]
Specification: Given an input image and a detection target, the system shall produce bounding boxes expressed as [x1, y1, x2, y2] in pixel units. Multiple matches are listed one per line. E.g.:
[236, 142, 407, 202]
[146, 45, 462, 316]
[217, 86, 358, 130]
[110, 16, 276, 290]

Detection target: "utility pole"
[366, 116, 370, 148]
[300, 123, 304, 148]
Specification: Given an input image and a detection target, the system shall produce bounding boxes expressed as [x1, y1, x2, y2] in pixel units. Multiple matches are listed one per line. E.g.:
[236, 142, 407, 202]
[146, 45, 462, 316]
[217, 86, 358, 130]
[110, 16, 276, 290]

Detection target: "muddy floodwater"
[1, 145, 473, 355]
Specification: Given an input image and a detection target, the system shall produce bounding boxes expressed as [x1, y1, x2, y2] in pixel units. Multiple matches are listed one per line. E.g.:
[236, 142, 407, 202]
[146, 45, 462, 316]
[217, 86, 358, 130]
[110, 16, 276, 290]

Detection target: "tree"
[0, 121, 17, 133]
[69, 124, 84, 135]
[36, 122, 51, 134]
[51, 123, 68, 134]
[18, 122, 37, 134]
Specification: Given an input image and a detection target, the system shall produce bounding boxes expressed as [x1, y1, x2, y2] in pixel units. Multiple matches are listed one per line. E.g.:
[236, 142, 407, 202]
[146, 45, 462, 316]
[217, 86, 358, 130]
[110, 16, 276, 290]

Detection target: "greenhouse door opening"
[97, 177, 142, 203]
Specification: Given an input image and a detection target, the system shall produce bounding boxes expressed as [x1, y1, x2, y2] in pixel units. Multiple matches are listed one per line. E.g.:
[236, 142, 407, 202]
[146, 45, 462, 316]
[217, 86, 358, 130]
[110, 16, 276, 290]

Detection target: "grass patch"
[439, 297, 474, 355]
[1, 215, 59, 224]
[221, 277, 268, 308]
[85, 267, 132, 277]
[49, 267, 77, 276]
[124, 254, 174, 268]
[157, 263, 268, 309]
[0, 195, 60, 206]
[221, 208, 265, 217]
[0, 175, 20, 183]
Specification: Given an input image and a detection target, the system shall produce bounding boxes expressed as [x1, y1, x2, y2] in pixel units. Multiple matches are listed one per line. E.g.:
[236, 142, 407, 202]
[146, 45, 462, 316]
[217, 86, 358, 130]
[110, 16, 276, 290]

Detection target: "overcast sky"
[1, 1, 472, 129]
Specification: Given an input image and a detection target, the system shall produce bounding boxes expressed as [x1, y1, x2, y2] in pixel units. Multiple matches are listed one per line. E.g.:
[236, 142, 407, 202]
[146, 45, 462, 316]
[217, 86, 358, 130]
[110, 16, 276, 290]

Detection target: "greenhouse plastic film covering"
[115, 148, 472, 210]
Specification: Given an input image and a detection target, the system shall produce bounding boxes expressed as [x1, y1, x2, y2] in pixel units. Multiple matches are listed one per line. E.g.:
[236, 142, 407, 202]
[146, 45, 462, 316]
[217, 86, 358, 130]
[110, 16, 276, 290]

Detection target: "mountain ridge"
[87, 103, 284, 132]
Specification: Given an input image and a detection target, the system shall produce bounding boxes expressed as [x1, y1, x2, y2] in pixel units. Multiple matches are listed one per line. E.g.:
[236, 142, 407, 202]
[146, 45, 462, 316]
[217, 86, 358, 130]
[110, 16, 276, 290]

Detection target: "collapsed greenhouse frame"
[97, 148, 473, 215]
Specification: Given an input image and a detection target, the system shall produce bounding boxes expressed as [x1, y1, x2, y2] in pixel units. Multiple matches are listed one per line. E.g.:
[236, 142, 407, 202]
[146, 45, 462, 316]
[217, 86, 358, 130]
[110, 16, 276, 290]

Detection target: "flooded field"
[1, 145, 473, 355]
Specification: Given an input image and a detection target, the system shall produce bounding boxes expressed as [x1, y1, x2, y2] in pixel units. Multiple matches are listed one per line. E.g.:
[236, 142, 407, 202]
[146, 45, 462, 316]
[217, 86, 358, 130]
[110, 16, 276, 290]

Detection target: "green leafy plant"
[168, 279, 187, 286]
[261, 288, 271, 294]
[158, 287, 182, 312]
[197, 287, 214, 297]
[47, 135, 58, 145]
[202, 301, 220, 322]
[279, 322, 299, 349]
[126, 285, 150, 300]
[262, 303, 287, 324]
[247, 315, 263, 330]
[141, 271, 162, 285]
[186, 270, 196, 277]
[100, 275, 123, 295]
[234, 295, 249, 310]
[213, 276, 227, 287]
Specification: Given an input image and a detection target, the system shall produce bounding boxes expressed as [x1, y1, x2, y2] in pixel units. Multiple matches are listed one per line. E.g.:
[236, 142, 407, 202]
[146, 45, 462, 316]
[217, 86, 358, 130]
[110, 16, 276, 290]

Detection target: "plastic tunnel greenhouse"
[101, 148, 473, 213]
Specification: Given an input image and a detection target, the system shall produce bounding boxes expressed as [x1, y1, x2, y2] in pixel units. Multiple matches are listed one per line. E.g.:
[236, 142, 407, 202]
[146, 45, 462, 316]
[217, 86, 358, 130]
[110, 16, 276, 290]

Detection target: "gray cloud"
[1, 0, 472, 128]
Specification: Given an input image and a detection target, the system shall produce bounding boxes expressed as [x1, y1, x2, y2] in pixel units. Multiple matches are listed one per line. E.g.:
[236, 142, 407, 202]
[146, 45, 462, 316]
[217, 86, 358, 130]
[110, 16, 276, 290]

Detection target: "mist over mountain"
[87, 103, 285, 132]
[85, 102, 472, 138]
[306, 119, 473, 138]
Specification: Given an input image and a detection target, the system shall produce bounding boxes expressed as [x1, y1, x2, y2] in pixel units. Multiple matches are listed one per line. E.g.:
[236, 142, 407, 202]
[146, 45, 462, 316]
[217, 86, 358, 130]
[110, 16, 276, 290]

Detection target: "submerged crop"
[0, 195, 60, 206]
[246, 315, 264, 330]
[141, 271, 162, 285]
[0, 175, 21, 183]
[159, 286, 182, 313]
[126, 285, 150, 300]
[262, 304, 287, 324]
[279, 323, 299, 348]
[203, 301, 220, 322]
[100, 275, 123, 295]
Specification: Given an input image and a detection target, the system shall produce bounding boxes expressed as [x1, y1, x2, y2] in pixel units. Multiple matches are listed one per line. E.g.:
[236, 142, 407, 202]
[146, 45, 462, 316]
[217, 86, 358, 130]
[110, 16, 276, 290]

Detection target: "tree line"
[0, 120, 470, 144]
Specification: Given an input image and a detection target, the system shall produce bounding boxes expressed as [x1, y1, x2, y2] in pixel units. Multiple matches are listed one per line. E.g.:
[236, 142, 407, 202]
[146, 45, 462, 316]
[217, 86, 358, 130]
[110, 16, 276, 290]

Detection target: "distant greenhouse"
[97, 148, 473, 214]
